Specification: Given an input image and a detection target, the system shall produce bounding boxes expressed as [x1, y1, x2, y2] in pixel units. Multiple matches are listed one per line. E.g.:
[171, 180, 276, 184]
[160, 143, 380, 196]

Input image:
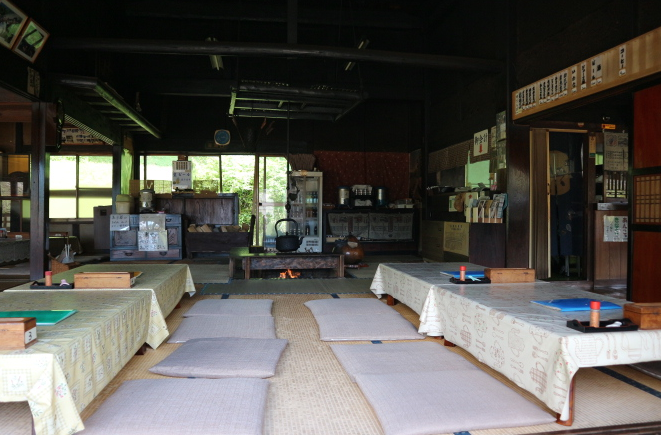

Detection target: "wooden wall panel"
[505, 124, 531, 268]
[593, 210, 628, 280]
[420, 220, 444, 262]
[631, 84, 661, 302]
[633, 83, 661, 168]
[631, 231, 661, 302]
[469, 223, 506, 268]
[530, 128, 550, 278]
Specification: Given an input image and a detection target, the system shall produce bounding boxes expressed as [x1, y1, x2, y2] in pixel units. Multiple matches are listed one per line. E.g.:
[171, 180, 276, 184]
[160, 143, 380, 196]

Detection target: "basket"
[49, 255, 81, 275]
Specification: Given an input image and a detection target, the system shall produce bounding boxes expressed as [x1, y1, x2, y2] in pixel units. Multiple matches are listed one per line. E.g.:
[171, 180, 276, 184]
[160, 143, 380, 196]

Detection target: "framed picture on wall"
[0, 0, 28, 49]
[12, 18, 48, 62]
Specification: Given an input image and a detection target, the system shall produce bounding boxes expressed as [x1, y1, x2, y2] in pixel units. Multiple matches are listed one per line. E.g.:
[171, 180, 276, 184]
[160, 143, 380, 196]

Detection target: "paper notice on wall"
[443, 221, 469, 256]
[603, 216, 628, 242]
[604, 132, 629, 171]
[139, 213, 166, 232]
[591, 55, 603, 86]
[138, 231, 168, 251]
[580, 62, 588, 90]
[110, 214, 131, 231]
[571, 65, 578, 94]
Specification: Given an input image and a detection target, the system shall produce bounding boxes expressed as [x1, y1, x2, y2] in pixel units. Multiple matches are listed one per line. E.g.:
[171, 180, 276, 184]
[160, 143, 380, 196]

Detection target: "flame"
[279, 269, 301, 279]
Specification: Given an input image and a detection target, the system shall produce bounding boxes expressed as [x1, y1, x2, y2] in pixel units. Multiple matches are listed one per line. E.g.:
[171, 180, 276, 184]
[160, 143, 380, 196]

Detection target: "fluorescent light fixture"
[206, 37, 224, 70]
[345, 38, 369, 71]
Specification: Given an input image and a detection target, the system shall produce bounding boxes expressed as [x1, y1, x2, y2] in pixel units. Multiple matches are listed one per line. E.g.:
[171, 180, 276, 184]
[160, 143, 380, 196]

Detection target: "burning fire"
[279, 269, 301, 279]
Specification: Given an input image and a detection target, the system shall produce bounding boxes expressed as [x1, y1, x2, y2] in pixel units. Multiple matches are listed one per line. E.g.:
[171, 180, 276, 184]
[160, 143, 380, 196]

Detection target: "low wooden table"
[229, 247, 344, 279]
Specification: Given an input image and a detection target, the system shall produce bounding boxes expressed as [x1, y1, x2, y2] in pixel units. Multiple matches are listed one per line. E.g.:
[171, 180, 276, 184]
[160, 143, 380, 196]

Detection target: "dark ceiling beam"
[50, 38, 504, 73]
[130, 78, 426, 101]
[126, 0, 423, 30]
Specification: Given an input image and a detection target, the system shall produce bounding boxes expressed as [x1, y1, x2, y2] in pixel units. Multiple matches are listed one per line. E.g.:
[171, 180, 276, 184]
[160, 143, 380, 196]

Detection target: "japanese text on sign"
[110, 214, 130, 231]
[473, 129, 489, 157]
[603, 216, 628, 242]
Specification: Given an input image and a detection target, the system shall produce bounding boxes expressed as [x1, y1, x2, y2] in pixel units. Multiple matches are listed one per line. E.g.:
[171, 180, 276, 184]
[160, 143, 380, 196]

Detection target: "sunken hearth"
[260, 268, 341, 279]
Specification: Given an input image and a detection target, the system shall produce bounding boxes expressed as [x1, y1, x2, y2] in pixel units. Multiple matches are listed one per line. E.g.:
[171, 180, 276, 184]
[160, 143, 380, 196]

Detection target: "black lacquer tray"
[30, 281, 73, 289]
[449, 277, 491, 284]
[566, 318, 638, 333]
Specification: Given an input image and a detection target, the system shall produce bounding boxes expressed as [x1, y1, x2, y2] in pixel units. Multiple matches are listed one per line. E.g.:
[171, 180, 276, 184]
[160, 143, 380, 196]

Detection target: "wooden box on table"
[484, 268, 535, 283]
[624, 303, 661, 330]
[74, 272, 140, 289]
[0, 317, 37, 350]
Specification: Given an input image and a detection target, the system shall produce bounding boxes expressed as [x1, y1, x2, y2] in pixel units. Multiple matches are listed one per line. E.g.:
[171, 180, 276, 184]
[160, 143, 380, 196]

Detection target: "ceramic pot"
[333, 235, 364, 264]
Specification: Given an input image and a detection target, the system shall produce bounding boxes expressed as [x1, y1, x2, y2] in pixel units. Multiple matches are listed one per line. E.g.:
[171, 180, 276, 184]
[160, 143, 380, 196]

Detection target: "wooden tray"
[566, 318, 638, 333]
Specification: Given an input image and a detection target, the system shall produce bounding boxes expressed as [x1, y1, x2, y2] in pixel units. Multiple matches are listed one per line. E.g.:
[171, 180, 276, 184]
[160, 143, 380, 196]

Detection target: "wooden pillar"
[112, 142, 123, 213]
[29, 102, 50, 281]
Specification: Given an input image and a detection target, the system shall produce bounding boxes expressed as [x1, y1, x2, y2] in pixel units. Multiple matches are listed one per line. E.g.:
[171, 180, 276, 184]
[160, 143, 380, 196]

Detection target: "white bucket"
[116, 194, 133, 214]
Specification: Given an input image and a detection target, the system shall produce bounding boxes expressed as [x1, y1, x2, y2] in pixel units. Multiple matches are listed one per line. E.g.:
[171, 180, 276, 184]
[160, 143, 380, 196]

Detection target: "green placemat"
[0, 310, 77, 325]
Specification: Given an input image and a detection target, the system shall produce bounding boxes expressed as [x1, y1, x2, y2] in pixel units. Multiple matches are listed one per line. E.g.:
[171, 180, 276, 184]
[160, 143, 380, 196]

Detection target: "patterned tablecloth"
[0, 238, 30, 264]
[7, 263, 196, 348]
[0, 290, 153, 435]
[371, 263, 661, 421]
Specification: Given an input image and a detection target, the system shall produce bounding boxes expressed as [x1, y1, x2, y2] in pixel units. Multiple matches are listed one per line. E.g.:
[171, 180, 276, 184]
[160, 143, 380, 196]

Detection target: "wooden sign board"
[513, 26, 661, 120]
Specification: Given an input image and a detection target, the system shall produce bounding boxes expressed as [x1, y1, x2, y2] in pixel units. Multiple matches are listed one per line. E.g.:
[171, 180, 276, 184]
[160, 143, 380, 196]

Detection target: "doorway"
[549, 132, 585, 279]
[530, 129, 589, 280]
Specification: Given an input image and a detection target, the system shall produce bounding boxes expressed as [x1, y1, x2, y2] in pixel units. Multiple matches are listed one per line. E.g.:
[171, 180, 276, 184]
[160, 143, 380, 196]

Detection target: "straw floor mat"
[186, 263, 231, 284]
[3, 291, 661, 435]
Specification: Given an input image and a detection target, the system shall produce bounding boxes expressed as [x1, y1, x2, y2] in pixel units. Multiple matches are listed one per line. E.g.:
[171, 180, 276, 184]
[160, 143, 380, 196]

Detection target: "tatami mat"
[3, 279, 661, 435]
[187, 263, 230, 283]
[202, 277, 373, 295]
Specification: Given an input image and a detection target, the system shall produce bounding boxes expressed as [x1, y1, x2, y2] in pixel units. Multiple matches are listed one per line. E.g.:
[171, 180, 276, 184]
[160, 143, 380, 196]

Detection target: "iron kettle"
[274, 218, 304, 252]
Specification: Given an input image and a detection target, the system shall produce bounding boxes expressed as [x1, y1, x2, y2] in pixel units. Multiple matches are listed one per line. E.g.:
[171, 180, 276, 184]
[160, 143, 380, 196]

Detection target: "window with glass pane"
[50, 156, 77, 218]
[146, 156, 176, 180]
[49, 156, 112, 218]
[190, 156, 220, 193]
[78, 156, 112, 218]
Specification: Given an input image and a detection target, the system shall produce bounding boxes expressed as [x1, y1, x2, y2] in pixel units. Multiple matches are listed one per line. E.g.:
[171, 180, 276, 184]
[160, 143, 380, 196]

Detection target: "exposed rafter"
[50, 38, 503, 73]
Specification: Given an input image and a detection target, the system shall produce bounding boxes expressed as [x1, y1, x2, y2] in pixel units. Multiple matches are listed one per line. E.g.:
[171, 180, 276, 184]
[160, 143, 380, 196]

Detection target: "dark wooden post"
[30, 102, 50, 281]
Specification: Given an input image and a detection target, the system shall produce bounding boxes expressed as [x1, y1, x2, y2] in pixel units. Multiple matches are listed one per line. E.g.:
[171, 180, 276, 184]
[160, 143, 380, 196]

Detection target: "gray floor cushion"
[80, 378, 269, 435]
[355, 370, 555, 435]
[168, 315, 277, 343]
[184, 299, 274, 317]
[312, 313, 424, 341]
[150, 337, 288, 378]
[331, 342, 478, 381]
[304, 298, 396, 316]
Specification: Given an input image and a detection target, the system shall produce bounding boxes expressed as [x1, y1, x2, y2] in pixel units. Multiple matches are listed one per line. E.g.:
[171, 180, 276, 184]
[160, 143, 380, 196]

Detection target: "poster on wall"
[473, 129, 489, 157]
[603, 216, 628, 242]
[603, 132, 628, 171]
[443, 221, 469, 256]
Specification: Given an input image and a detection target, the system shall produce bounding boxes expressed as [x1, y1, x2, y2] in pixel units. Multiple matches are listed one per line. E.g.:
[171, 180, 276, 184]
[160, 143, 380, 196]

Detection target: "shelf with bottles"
[287, 170, 323, 252]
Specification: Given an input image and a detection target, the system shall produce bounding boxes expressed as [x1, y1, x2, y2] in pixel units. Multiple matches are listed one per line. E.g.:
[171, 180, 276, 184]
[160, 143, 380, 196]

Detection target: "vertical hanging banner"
[473, 129, 489, 157]
[619, 45, 626, 76]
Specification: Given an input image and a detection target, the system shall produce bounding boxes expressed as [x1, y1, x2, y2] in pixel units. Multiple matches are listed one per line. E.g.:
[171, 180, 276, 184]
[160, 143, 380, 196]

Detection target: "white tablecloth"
[7, 263, 196, 348]
[371, 262, 661, 420]
[0, 290, 152, 435]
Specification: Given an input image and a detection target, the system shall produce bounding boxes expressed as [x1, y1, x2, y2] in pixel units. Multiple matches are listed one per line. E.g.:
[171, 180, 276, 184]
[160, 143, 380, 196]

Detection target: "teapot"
[274, 219, 304, 252]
